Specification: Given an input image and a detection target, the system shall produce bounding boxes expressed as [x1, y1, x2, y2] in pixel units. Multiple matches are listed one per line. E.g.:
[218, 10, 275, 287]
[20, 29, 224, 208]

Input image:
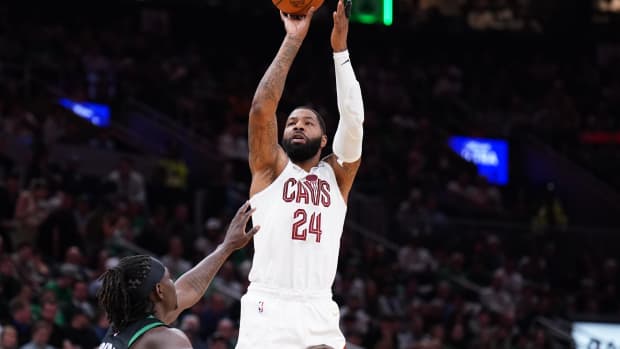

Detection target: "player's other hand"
[222, 200, 260, 252]
[330, 0, 349, 52]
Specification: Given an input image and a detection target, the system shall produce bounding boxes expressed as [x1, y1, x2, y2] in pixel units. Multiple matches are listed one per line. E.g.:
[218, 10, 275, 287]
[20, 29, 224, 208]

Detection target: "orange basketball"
[272, 0, 325, 15]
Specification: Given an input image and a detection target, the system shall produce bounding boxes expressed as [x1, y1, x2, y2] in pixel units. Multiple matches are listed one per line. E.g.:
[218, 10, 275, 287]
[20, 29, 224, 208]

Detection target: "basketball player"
[236, 0, 364, 348]
[97, 201, 259, 349]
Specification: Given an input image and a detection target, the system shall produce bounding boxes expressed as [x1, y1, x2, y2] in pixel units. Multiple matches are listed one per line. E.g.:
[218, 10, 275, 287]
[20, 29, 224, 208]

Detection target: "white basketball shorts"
[235, 283, 346, 349]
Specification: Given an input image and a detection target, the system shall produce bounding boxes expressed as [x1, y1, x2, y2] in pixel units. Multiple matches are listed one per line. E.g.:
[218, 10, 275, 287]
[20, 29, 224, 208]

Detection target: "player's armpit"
[324, 153, 361, 203]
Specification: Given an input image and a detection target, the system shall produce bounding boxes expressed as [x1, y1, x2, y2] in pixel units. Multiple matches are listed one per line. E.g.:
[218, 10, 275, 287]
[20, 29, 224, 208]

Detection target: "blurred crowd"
[0, 1, 619, 349]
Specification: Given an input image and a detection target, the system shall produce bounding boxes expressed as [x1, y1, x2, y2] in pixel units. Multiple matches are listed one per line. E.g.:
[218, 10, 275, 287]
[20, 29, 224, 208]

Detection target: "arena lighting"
[572, 321, 620, 348]
[448, 136, 509, 185]
[350, 0, 393, 26]
[59, 98, 111, 127]
[383, 0, 393, 25]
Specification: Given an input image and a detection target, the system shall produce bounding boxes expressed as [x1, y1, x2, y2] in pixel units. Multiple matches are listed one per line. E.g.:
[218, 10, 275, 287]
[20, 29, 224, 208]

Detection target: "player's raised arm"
[325, 0, 364, 202]
[248, 9, 317, 194]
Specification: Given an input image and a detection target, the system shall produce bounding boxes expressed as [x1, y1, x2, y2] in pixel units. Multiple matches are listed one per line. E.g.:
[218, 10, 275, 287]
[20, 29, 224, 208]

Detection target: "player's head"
[282, 106, 327, 163]
[97, 255, 177, 331]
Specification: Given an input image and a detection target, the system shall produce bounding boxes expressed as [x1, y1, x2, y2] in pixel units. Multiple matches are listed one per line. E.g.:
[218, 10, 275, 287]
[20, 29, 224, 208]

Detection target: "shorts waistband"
[247, 282, 333, 300]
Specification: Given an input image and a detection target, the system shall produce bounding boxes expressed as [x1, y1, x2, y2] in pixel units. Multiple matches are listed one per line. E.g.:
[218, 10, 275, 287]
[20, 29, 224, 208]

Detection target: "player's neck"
[292, 156, 320, 173]
[151, 305, 167, 324]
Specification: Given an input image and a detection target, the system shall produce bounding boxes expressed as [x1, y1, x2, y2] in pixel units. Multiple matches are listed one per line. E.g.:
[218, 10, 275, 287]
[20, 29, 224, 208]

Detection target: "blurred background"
[0, 0, 619, 348]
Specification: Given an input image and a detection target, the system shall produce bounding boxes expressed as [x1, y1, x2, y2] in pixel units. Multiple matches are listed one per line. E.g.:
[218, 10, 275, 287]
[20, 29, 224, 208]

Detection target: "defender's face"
[282, 108, 326, 162]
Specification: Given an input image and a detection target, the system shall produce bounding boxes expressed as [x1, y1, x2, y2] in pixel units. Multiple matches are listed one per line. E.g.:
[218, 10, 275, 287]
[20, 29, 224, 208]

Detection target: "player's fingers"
[247, 225, 261, 237]
[236, 200, 251, 215]
[334, 2, 344, 21]
[306, 6, 317, 18]
[243, 207, 257, 222]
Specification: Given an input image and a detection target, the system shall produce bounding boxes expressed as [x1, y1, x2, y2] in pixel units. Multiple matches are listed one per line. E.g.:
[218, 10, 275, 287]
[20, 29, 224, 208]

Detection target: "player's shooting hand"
[281, 7, 317, 42]
[222, 200, 260, 251]
[330, 0, 349, 52]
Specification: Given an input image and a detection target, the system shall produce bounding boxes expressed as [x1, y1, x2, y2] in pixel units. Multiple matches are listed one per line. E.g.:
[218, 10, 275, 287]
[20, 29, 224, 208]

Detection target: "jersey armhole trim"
[250, 159, 293, 201]
[323, 161, 348, 208]
[128, 322, 165, 348]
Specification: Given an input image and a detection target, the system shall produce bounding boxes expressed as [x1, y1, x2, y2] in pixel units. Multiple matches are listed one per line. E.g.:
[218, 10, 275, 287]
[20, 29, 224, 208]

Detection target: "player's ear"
[321, 134, 328, 148]
[154, 283, 164, 300]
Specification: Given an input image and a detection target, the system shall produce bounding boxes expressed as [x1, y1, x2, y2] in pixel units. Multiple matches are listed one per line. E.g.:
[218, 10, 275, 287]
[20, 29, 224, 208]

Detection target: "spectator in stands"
[210, 261, 243, 307]
[480, 270, 515, 316]
[197, 293, 229, 339]
[214, 318, 236, 349]
[165, 202, 194, 257]
[160, 236, 191, 279]
[41, 267, 74, 310]
[36, 193, 83, 263]
[157, 141, 189, 204]
[19, 320, 54, 349]
[62, 308, 100, 349]
[0, 324, 18, 349]
[106, 156, 146, 206]
[398, 237, 437, 277]
[67, 280, 96, 321]
[0, 172, 21, 252]
[339, 295, 371, 338]
[11, 243, 49, 294]
[180, 314, 207, 349]
[217, 122, 248, 162]
[14, 178, 59, 247]
[88, 129, 118, 151]
[8, 298, 32, 346]
[0, 256, 20, 321]
[33, 297, 64, 348]
[531, 182, 568, 234]
[135, 205, 170, 256]
[445, 321, 468, 349]
[208, 332, 230, 349]
[92, 310, 110, 341]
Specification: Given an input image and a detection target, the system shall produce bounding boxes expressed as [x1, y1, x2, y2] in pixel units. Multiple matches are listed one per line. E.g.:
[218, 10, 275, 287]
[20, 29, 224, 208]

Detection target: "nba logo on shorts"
[258, 301, 264, 313]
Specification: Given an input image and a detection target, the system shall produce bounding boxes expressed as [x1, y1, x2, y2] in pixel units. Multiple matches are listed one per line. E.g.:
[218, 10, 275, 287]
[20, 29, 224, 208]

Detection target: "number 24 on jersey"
[291, 209, 322, 242]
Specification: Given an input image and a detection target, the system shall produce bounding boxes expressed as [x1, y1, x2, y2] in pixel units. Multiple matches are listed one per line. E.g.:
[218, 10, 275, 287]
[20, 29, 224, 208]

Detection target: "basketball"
[272, 0, 325, 15]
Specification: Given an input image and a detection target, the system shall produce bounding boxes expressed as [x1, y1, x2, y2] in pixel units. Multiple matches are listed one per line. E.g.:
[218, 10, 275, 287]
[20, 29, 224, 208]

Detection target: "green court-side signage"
[350, 0, 393, 26]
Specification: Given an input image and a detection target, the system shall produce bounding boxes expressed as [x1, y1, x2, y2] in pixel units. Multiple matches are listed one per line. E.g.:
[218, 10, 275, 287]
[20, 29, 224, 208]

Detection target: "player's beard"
[282, 135, 322, 163]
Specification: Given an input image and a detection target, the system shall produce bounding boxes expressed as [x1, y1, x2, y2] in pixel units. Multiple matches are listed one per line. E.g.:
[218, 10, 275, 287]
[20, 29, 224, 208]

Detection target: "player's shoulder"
[318, 155, 338, 173]
[320, 154, 360, 174]
[132, 326, 192, 349]
[320, 154, 337, 167]
[320, 153, 361, 201]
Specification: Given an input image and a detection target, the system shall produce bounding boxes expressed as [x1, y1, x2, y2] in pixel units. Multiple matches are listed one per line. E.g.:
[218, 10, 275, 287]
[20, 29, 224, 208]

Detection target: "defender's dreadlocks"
[97, 255, 155, 331]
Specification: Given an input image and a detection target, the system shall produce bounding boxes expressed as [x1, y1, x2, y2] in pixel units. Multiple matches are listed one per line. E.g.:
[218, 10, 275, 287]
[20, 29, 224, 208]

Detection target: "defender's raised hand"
[222, 201, 260, 251]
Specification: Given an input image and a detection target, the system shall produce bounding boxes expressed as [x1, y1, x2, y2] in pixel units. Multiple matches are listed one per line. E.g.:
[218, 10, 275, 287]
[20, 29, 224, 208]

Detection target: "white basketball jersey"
[248, 160, 347, 291]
